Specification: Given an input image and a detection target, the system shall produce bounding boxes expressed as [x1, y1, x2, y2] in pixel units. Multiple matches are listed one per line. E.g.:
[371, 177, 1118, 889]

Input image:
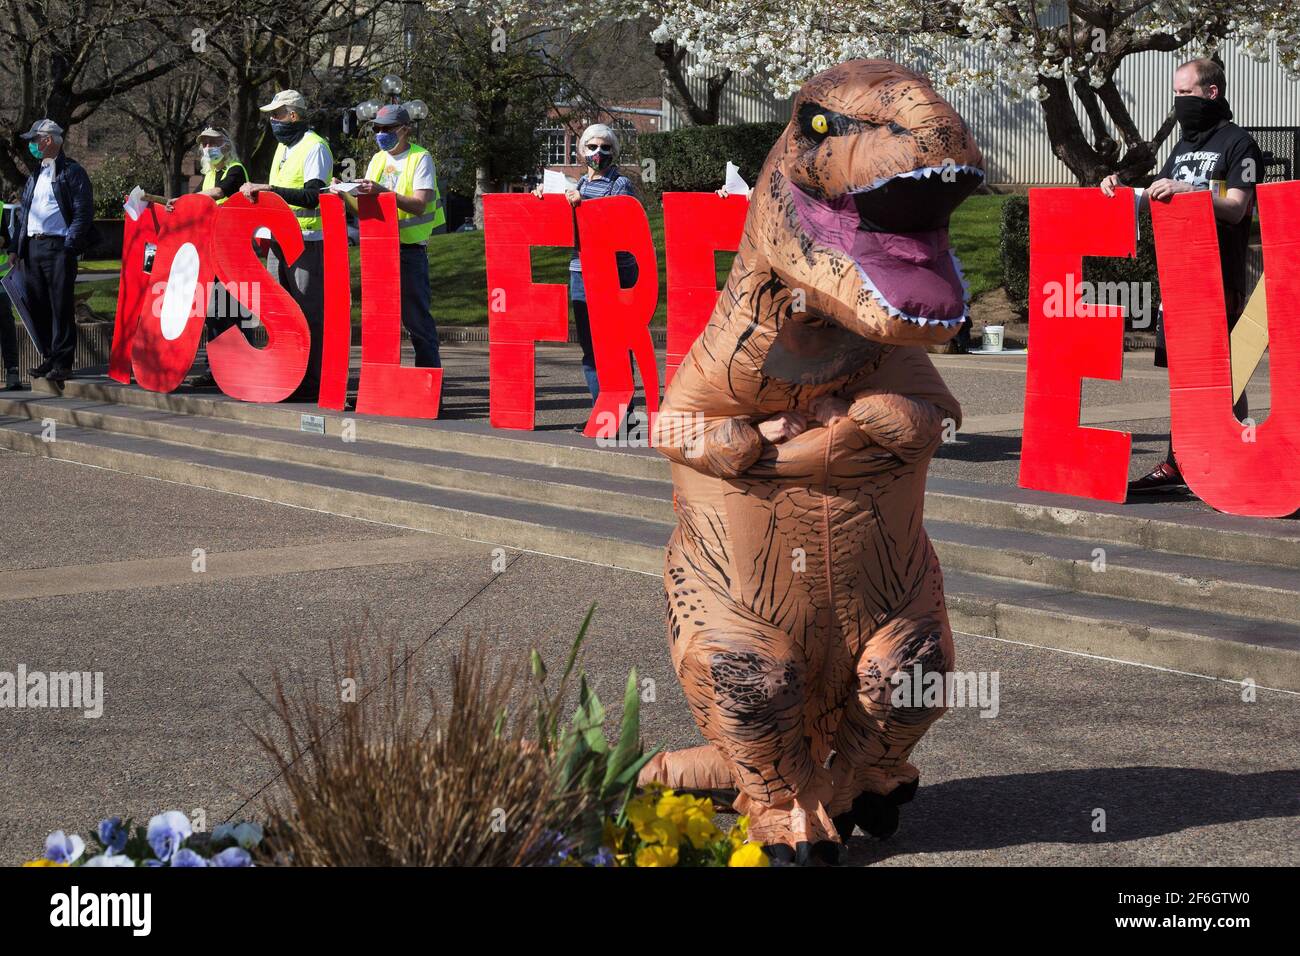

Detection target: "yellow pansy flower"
[729, 815, 751, 849]
[602, 818, 628, 853]
[23, 858, 68, 867]
[637, 815, 680, 849]
[636, 844, 679, 867]
[684, 812, 722, 849]
[728, 842, 770, 867]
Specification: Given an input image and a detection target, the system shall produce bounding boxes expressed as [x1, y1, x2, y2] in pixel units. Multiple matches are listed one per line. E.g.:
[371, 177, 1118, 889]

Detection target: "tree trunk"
[473, 164, 491, 229]
[654, 41, 730, 126]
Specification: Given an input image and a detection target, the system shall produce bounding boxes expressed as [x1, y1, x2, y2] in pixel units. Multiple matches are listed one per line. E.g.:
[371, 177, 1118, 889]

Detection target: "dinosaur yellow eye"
[811, 113, 829, 134]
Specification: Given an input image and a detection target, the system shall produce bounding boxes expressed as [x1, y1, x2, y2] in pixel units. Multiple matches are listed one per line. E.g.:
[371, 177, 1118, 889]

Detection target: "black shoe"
[29, 360, 53, 379]
[1127, 462, 1186, 494]
[848, 778, 919, 840]
[45, 367, 74, 384]
[3, 368, 23, 391]
[188, 370, 218, 388]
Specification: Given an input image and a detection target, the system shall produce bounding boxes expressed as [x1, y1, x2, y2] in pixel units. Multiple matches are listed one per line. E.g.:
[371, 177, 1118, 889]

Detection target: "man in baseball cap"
[337, 102, 444, 368]
[241, 90, 333, 400]
[11, 118, 95, 383]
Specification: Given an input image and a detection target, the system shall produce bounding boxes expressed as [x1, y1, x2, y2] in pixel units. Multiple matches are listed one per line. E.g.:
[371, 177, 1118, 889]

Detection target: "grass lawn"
[80, 193, 1009, 325]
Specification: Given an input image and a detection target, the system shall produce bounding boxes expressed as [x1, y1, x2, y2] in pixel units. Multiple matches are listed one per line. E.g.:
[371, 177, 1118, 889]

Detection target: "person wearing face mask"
[339, 104, 444, 368]
[531, 123, 640, 429]
[176, 128, 249, 387]
[11, 119, 95, 385]
[1102, 59, 1263, 495]
[240, 90, 334, 400]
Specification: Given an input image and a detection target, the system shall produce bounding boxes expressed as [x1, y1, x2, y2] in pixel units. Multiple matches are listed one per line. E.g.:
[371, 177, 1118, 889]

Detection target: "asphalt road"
[1, 451, 1295, 866]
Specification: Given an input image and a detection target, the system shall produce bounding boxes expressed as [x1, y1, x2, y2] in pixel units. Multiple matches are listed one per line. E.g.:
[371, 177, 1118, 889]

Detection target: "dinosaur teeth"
[855, 163, 985, 193]
[855, 263, 967, 328]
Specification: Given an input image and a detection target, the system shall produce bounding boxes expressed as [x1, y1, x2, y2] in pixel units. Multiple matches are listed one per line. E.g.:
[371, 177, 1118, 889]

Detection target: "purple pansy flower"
[170, 848, 208, 867]
[44, 830, 85, 864]
[146, 811, 192, 863]
[97, 816, 128, 855]
[83, 853, 134, 867]
[211, 847, 253, 867]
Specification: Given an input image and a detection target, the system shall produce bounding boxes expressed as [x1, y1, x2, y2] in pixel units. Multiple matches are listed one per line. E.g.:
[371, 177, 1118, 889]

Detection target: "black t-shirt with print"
[1158, 122, 1263, 304]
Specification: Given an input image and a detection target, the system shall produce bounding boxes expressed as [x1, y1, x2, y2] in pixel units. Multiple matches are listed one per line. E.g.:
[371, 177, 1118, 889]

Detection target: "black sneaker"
[45, 367, 74, 384]
[1127, 462, 1186, 494]
[3, 368, 23, 391]
[29, 360, 53, 378]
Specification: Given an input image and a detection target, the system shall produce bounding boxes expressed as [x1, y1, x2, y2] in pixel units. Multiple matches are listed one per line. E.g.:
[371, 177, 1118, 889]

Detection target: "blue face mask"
[28, 141, 42, 159]
[375, 130, 399, 152]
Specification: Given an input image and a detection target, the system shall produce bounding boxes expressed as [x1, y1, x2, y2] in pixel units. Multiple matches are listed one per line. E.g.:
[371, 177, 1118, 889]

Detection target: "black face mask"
[1174, 95, 1231, 144]
[269, 119, 308, 145]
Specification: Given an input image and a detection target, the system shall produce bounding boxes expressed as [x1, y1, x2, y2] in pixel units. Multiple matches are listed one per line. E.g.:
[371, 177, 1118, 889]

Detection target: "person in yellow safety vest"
[176, 128, 250, 387]
[240, 89, 333, 400]
[336, 103, 443, 367]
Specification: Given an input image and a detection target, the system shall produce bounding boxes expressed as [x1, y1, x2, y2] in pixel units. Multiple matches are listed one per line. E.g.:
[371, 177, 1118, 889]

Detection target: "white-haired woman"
[176, 128, 248, 386]
[533, 122, 641, 423]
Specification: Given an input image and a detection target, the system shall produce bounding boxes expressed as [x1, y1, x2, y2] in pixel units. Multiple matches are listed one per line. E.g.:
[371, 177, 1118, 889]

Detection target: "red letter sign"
[662, 192, 748, 385]
[207, 193, 310, 403]
[576, 195, 660, 439]
[129, 195, 216, 393]
[353, 192, 441, 419]
[483, 193, 573, 429]
[1152, 183, 1300, 517]
[109, 206, 161, 383]
[1019, 188, 1135, 502]
[316, 193, 353, 411]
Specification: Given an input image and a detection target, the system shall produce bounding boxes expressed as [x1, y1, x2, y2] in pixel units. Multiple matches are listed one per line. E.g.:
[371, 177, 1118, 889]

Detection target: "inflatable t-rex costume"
[644, 59, 983, 863]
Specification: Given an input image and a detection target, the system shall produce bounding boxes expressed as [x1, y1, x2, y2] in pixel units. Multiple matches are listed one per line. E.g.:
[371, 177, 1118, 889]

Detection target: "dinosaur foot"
[833, 778, 920, 841]
[763, 840, 843, 867]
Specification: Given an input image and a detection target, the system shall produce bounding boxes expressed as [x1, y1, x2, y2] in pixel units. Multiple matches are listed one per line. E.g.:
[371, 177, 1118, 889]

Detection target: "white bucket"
[982, 325, 1004, 352]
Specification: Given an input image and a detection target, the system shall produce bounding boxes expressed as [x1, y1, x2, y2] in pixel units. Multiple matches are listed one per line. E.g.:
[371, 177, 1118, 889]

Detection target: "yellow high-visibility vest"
[364, 142, 444, 243]
[201, 160, 247, 205]
[269, 130, 332, 234]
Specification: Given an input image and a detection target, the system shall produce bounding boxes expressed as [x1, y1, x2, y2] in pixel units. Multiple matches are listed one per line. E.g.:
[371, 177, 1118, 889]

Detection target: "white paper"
[123, 186, 148, 222]
[724, 161, 751, 196]
[331, 181, 361, 194]
[254, 227, 272, 240]
[542, 168, 573, 194]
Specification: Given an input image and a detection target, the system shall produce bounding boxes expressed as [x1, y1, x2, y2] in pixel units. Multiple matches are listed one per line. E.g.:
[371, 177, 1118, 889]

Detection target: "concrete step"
[37, 376, 1300, 571]
[928, 519, 1300, 627]
[0, 413, 669, 574]
[2, 411, 1298, 689]
[0, 392, 673, 523]
[36, 376, 668, 481]
[11, 386, 1300, 629]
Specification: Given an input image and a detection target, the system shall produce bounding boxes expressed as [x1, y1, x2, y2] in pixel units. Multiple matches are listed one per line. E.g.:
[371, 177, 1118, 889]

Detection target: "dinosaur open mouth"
[790, 165, 983, 327]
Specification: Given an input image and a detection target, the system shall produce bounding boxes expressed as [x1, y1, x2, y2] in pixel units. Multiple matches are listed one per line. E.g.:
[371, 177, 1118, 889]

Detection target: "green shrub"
[639, 121, 785, 195]
[999, 192, 1161, 327]
[91, 155, 165, 219]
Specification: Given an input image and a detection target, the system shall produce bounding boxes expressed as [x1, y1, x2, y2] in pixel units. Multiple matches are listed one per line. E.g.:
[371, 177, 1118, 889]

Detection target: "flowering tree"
[607, 1, 1300, 184]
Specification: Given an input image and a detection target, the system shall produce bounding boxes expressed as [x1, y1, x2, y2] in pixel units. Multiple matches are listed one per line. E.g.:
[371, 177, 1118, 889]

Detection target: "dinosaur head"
[753, 59, 984, 347]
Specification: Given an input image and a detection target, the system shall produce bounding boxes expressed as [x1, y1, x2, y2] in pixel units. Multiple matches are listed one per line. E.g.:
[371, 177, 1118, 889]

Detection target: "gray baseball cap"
[374, 104, 411, 127]
[20, 119, 63, 139]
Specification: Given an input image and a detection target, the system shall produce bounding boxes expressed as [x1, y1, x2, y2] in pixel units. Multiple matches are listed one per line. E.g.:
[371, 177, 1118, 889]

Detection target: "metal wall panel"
[663, 34, 1299, 185]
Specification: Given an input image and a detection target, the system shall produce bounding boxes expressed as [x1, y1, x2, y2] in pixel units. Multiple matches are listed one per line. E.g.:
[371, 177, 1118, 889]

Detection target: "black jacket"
[11, 152, 96, 259]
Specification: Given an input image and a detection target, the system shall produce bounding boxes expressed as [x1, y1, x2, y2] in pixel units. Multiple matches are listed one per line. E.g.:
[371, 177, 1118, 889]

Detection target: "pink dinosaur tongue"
[849, 229, 965, 321]
[789, 183, 966, 322]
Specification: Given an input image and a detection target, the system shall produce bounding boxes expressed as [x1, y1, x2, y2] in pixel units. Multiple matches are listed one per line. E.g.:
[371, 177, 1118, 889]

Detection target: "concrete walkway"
[0, 451, 1295, 866]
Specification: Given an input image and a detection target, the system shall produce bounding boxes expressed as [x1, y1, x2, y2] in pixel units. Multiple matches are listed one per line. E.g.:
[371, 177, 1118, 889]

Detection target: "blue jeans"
[569, 261, 638, 408]
[400, 244, 441, 367]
